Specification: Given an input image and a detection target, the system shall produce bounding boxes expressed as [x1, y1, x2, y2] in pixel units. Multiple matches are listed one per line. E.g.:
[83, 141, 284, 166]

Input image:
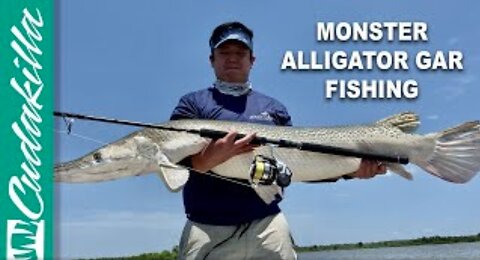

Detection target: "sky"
[56, 1, 480, 258]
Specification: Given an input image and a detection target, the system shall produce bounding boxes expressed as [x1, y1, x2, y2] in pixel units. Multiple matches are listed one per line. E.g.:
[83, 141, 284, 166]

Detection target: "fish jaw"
[55, 135, 159, 183]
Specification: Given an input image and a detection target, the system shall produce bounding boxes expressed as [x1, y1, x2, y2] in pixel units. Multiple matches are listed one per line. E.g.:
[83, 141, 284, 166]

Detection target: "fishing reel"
[249, 155, 293, 187]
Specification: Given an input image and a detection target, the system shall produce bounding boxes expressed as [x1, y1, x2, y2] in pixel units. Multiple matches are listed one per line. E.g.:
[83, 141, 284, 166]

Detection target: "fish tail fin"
[416, 121, 480, 183]
[376, 112, 420, 133]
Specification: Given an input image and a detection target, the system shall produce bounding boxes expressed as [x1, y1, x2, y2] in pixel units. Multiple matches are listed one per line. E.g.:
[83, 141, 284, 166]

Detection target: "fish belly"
[211, 146, 361, 182]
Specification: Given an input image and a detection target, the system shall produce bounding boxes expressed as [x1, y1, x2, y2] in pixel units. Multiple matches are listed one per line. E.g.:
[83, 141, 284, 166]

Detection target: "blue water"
[298, 242, 480, 260]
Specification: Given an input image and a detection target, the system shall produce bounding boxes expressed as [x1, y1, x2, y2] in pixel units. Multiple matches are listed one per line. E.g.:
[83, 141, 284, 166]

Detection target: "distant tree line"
[79, 246, 178, 260]
[295, 233, 480, 252]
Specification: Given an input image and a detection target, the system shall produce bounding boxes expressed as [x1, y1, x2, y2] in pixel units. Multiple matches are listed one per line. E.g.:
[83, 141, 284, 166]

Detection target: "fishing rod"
[53, 111, 409, 164]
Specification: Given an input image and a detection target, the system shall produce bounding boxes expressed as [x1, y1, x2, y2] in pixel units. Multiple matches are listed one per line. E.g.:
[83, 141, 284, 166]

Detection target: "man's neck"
[213, 80, 252, 96]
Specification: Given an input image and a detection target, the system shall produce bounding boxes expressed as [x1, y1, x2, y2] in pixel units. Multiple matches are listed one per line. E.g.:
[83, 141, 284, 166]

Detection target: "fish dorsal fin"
[375, 112, 420, 133]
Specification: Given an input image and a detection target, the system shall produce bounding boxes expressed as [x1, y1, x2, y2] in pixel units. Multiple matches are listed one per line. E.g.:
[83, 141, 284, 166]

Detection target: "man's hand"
[348, 159, 387, 179]
[191, 130, 256, 173]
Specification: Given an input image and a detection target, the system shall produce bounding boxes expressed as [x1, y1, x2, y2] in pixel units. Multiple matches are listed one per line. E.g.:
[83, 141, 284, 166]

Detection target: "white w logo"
[6, 219, 44, 259]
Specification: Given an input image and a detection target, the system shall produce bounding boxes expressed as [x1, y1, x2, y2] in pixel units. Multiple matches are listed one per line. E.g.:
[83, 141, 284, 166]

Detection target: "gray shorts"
[178, 212, 297, 260]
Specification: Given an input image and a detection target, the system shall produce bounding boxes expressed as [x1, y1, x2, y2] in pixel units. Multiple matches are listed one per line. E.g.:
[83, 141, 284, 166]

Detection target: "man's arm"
[171, 94, 257, 173]
[191, 131, 257, 173]
[306, 159, 387, 183]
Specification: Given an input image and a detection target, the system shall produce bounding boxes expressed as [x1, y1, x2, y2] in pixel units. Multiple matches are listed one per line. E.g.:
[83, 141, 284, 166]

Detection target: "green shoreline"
[295, 233, 480, 252]
[80, 233, 480, 260]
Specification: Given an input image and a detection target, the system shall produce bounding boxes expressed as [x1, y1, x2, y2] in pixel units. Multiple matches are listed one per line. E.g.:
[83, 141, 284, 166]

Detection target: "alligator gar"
[55, 112, 480, 202]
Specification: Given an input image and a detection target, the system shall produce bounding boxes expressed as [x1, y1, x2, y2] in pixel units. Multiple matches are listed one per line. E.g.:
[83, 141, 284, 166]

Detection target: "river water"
[298, 242, 480, 260]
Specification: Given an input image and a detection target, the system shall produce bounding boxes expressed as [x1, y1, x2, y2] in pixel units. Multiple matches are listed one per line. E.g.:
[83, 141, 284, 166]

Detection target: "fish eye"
[93, 152, 102, 162]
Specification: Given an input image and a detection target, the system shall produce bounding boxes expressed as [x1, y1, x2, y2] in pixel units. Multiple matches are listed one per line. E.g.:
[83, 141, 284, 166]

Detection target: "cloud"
[451, 75, 477, 85]
[465, 53, 480, 62]
[61, 210, 185, 230]
[448, 37, 460, 45]
[59, 210, 186, 259]
[314, 183, 351, 198]
[438, 85, 467, 101]
[435, 74, 476, 101]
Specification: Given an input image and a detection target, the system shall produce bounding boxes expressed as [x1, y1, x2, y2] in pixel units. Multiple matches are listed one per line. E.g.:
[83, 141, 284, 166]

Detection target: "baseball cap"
[209, 22, 253, 51]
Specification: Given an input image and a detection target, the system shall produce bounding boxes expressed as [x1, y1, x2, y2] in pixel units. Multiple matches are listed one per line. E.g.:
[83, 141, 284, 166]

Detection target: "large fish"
[55, 112, 480, 203]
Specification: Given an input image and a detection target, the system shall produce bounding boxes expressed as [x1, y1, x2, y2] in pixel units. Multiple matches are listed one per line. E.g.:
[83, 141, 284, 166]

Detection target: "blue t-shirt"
[170, 87, 292, 225]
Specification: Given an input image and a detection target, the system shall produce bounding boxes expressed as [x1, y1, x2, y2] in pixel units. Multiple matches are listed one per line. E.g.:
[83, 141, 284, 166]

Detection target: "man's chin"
[222, 73, 247, 83]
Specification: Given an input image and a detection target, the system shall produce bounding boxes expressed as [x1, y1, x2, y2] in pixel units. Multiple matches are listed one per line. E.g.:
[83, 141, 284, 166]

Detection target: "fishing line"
[54, 129, 109, 145]
[157, 163, 253, 188]
[55, 115, 109, 145]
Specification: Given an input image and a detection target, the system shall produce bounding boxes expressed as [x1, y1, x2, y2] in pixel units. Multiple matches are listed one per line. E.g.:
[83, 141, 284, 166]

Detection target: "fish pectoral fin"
[157, 165, 189, 192]
[252, 184, 283, 204]
[387, 163, 413, 180]
[154, 152, 189, 192]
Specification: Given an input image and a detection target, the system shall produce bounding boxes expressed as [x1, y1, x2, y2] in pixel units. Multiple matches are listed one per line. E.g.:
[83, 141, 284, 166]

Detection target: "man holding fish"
[171, 21, 387, 260]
